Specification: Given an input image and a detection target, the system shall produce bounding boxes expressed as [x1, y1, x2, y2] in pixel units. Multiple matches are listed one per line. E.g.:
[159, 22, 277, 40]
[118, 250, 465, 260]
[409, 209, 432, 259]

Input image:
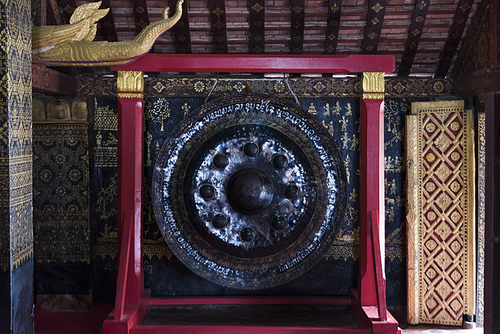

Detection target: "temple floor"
[34, 303, 483, 334]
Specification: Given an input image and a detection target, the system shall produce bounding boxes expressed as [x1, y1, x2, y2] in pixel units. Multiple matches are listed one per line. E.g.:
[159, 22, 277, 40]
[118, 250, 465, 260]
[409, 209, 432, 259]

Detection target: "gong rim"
[152, 93, 346, 290]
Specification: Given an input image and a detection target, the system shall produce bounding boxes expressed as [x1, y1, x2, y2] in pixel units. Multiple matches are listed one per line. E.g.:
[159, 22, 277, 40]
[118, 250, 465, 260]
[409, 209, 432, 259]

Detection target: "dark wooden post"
[484, 93, 500, 334]
[0, 1, 34, 333]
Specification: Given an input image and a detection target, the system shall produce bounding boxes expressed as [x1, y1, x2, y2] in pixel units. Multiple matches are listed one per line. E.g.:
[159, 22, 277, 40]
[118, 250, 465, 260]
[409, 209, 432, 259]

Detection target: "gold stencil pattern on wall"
[33, 125, 90, 264]
[94, 103, 117, 167]
[143, 179, 173, 260]
[0, 0, 34, 270]
[406, 101, 475, 325]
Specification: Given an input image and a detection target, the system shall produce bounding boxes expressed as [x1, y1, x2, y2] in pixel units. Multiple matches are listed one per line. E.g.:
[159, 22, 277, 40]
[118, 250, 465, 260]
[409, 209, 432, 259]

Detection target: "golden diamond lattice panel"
[406, 101, 475, 326]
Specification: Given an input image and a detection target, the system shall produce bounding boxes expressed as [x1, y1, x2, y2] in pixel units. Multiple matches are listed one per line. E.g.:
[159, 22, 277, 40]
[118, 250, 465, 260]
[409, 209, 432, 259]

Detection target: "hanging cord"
[204, 73, 220, 103]
[284, 74, 300, 105]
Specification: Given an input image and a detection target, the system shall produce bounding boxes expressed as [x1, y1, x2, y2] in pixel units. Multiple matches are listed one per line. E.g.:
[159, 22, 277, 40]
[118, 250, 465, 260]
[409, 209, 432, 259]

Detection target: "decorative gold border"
[79, 77, 454, 98]
[465, 108, 476, 316]
[406, 115, 419, 324]
[362, 93, 384, 100]
[476, 112, 485, 327]
[117, 92, 144, 99]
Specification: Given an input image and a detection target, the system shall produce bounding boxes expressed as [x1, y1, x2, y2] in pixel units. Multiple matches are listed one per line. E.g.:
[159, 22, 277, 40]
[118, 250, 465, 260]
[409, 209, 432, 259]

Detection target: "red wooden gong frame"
[103, 54, 400, 334]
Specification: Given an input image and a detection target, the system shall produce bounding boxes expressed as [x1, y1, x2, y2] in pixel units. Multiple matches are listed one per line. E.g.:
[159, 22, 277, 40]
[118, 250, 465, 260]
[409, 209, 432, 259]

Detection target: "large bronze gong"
[152, 94, 346, 290]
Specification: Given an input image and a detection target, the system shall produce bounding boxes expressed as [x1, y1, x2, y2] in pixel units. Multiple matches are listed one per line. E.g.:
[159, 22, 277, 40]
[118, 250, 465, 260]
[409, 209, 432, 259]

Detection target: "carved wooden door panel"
[406, 101, 475, 326]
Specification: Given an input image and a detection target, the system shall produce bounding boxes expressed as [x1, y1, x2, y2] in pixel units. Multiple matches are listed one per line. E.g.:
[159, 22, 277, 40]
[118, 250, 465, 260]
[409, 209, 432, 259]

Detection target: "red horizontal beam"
[147, 296, 352, 306]
[110, 54, 395, 73]
[32, 65, 77, 96]
[131, 325, 370, 334]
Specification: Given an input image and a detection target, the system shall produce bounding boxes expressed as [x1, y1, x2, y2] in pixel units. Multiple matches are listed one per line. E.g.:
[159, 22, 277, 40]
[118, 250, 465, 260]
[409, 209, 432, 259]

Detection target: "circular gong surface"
[152, 94, 346, 290]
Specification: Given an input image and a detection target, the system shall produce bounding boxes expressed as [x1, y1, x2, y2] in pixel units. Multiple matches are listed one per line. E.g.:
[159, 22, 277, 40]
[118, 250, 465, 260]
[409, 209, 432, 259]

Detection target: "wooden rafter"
[489, 0, 497, 69]
[31, 0, 46, 26]
[131, 0, 150, 35]
[325, 0, 342, 54]
[99, 0, 118, 42]
[434, 0, 474, 77]
[249, 0, 265, 53]
[57, 0, 77, 24]
[168, 0, 192, 54]
[47, 0, 63, 25]
[210, 0, 228, 54]
[131, 0, 155, 53]
[290, 0, 305, 54]
[398, 0, 431, 76]
[361, 0, 388, 53]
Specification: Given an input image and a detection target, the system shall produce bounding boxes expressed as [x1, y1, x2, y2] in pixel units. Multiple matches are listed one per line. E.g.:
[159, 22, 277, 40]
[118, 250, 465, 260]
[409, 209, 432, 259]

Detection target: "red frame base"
[104, 54, 399, 334]
[103, 292, 399, 334]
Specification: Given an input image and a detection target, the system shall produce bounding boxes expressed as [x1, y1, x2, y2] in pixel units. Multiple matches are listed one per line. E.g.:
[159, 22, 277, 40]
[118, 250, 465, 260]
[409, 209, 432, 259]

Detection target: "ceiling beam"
[249, 0, 265, 53]
[169, 0, 192, 53]
[32, 65, 77, 96]
[99, 0, 118, 42]
[210, 0, 228, 54]
[131, 0, 150, 35]
[325, 0, 342, 54]
[398, 0, 431, 76]
[290, 0, 305, 54]
[361, 0, 388, 53]
[32, 0, 47, 26]
[131, 0, 155, 53]
[47, 0, 63, 25]
[434, 0, 474, 77]
[489, 0, 497, 69]
[57, 0, 77, 24]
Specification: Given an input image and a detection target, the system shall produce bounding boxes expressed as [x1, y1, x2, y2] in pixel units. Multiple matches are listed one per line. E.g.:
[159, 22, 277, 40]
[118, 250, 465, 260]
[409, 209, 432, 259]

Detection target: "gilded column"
[116, 71, 145, 305]
[0, 0, 34, 333]
[359, 72, 385, 306]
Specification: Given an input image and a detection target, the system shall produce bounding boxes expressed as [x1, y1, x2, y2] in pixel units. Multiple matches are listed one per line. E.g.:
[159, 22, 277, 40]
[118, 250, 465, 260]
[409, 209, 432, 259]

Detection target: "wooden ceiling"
[37, 0, 480, 77]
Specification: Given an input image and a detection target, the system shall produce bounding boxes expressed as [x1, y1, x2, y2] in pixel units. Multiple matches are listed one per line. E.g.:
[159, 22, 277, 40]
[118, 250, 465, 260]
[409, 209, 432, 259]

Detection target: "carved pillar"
[0, 0, 34, 333]
[116, 71, 144, 305]
[359, 72, 385, 306]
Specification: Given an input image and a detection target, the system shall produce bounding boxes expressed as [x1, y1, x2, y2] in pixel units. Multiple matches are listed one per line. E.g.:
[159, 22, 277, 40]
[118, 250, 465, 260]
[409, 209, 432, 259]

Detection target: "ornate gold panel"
[406, 101, 475, 325]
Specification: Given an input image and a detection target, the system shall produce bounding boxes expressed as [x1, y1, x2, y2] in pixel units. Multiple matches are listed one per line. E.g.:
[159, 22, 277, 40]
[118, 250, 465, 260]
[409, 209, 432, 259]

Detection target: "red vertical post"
[117, 71, 145, 306]
[359, 72, 385, 307]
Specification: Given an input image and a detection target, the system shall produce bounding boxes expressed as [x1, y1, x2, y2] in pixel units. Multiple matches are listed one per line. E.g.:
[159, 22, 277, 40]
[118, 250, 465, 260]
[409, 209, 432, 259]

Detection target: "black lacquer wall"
[79, 76, 456, 306]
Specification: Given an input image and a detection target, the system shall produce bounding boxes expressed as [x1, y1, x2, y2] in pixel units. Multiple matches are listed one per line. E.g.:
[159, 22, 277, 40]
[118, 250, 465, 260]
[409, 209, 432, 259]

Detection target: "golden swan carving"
[32, 0, 184, 66]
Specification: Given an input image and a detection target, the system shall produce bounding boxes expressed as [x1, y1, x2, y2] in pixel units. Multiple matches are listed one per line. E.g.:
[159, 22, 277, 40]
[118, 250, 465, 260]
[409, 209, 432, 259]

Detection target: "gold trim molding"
[117, 92, 144, 99]
[117, 71, 144, 93]
[362, 93, 385, 100]
[362, 72, 384, 93]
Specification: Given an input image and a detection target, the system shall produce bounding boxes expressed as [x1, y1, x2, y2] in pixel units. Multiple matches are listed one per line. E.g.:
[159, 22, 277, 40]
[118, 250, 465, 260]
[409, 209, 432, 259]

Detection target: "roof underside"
[47, 0, 480, 77]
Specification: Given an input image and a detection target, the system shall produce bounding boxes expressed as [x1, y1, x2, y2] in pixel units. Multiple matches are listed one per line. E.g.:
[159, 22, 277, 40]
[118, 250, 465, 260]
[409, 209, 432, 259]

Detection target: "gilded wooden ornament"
[32, 1, 109, 52]
[71, 98, 89, 120]
[32, 0, 184, 66]
[33, 98, 46, 121]
[406, 101, 475, 325]
[362, 72, 384, 93]
[117, 71, 144, 92]
[47, 99, 71, 120]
